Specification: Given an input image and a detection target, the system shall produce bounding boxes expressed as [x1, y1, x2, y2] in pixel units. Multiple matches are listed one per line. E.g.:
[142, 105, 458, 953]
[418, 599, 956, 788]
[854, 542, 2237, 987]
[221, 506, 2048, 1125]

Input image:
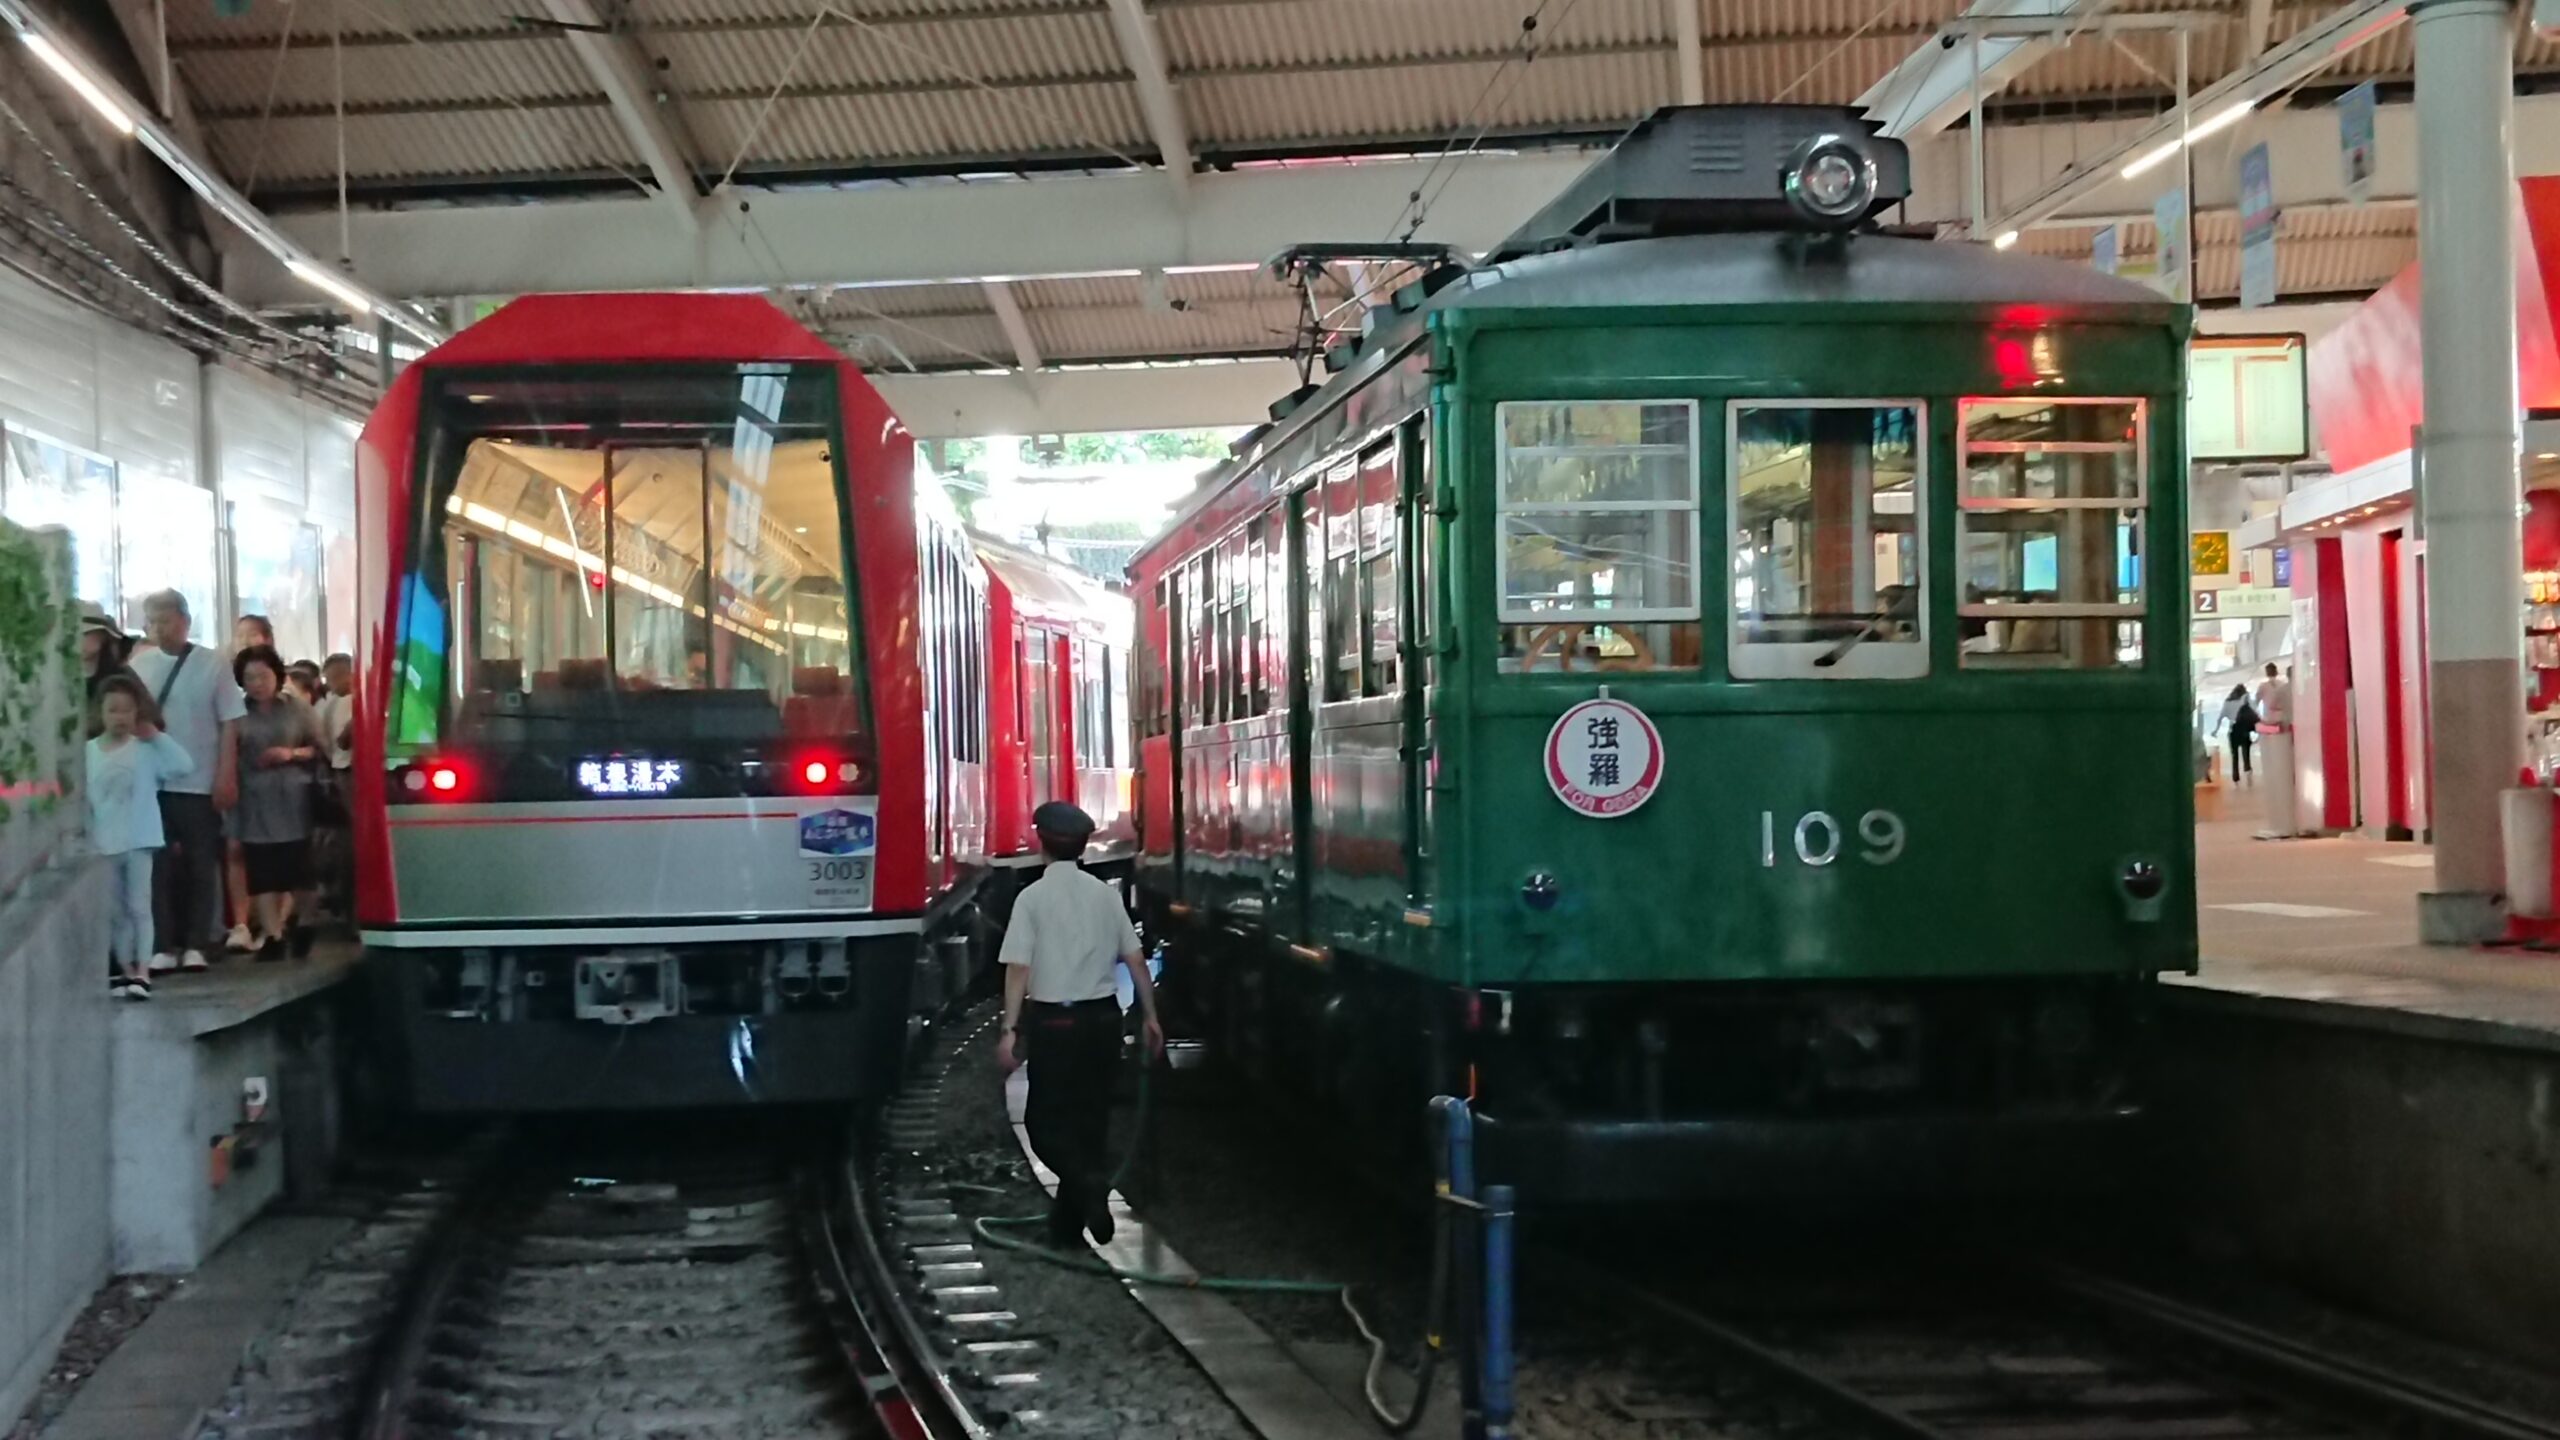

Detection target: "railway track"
[241, 1125, 1022, 1440]
[1551, 1249, 2560, 1440]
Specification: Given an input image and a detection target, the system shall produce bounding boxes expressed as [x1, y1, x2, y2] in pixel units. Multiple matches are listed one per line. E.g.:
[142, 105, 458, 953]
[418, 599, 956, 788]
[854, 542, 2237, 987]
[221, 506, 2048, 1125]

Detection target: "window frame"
[1954, 396, 2151, 661]
[1725, 397, 1932, 682]
[1492, 398, 1704, 627]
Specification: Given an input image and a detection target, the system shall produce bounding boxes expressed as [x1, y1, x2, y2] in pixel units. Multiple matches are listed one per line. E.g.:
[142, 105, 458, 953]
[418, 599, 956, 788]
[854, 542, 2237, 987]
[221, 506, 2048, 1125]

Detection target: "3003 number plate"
[807, 856, 873, 908]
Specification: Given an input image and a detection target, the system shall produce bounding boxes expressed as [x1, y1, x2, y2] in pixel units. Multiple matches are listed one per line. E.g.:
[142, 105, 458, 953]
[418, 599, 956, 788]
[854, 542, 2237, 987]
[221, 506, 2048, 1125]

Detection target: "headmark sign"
[2191, 530, 2233, 577]
[1544, 697, 1664, 818]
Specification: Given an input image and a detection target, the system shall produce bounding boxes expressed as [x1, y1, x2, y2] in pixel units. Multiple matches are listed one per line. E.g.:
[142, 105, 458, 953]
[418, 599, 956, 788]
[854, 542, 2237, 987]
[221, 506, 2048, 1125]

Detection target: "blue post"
[1430, 1096, 1483, 1440]
[1480, 1183, 1516, 1439]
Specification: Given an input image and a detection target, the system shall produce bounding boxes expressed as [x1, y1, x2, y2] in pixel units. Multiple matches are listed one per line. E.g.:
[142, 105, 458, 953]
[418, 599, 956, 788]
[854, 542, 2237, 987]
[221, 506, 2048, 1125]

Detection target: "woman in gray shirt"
[231, 645, 325, 960]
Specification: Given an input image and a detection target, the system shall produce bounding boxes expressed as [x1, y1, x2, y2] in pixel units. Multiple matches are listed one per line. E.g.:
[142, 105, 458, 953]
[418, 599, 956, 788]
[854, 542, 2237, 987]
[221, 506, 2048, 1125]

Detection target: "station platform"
[107, 944, 360, 1275]
[2184, 816, 2560, 1049]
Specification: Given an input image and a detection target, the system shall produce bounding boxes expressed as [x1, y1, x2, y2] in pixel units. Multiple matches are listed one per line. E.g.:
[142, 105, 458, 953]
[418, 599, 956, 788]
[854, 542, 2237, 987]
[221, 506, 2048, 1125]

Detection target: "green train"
[1126, 106, 2197, 1200]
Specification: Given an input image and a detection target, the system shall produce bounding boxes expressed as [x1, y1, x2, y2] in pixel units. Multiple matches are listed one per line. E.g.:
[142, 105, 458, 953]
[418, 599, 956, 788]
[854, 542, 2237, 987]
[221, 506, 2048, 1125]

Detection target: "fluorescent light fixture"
[287, 259, 380, 317]
[1992, 230, 2020, 250]
[22, 33, 133, 136]
[2121, 99, 2256, 180]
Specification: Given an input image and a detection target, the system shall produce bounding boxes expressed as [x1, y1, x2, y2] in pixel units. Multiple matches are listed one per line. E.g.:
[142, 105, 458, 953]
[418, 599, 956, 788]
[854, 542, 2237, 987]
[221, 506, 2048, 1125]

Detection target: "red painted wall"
[2307, 177, 2560, 474]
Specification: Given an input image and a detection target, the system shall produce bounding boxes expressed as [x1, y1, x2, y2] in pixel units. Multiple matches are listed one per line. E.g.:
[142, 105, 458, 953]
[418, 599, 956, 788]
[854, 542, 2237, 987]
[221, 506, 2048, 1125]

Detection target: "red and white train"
[349, 293, 1128, 1111]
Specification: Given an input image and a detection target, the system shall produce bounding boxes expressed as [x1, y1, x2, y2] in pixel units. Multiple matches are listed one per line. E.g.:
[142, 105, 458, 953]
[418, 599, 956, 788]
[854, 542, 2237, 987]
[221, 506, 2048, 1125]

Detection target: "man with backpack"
[2215, 682, 2260, 785]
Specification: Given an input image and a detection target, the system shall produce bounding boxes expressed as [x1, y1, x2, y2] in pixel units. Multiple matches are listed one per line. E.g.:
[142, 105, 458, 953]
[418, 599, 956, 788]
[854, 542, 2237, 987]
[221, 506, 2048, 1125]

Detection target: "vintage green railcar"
[1127, 106, 2198, 1200]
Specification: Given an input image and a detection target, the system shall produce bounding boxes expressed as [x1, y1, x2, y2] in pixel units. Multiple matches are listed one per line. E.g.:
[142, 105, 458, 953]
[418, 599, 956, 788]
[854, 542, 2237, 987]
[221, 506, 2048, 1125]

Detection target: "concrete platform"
[109, 946, 359, 1274]
[2156, 817, 2560, 1374]
[2183, 818, 2560, 1048]
[36, 1213, 352, 1440]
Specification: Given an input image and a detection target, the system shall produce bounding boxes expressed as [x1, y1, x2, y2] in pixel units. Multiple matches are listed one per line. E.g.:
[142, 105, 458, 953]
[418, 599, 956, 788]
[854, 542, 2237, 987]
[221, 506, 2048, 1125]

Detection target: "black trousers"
[1023, 998, 1122, 1235]
[153, 792, 225, 954]
[2230, 733, 2255, 778]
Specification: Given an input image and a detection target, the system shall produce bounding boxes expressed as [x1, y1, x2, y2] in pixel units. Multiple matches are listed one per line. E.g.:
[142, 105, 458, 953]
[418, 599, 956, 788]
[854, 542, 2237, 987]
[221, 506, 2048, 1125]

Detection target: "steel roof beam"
[1102, 0, 1193, 194]
[981, 280, 1045, 372]
[1858, 0, 2095, 139]
[1979, 0, 2410, 237]
[874, 357, 1297, 437]
[536, 0, 701, 228]
[1670, 0, 1705, 106]
[2244, 0, 2276, 59]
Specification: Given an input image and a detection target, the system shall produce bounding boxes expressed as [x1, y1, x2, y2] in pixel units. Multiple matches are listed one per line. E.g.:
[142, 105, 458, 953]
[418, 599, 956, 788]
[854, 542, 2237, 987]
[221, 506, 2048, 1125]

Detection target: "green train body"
[1127, 108, 2197, 1199]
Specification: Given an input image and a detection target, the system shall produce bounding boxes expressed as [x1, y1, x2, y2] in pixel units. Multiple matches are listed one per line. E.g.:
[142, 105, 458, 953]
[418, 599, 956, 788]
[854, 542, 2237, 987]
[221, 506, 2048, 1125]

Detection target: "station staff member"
[995, 801, 1164, 1248]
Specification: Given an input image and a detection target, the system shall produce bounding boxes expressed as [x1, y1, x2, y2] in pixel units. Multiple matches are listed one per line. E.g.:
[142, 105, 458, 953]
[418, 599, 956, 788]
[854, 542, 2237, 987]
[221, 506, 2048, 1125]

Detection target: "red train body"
[348, 293, 1124, 1111]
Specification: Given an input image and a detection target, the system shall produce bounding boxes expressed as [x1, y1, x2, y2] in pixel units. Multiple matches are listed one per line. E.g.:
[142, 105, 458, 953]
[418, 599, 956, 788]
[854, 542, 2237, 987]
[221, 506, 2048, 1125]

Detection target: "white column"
[2413, 0, 2525, 941]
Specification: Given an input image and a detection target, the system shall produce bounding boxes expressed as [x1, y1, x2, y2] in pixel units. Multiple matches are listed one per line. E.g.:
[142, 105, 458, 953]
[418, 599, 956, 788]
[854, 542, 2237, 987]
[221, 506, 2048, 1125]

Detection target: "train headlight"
[2117, 857, 2167, 922]
[1782, 134, 1878, 228]
[1520, 871, 1562, 913]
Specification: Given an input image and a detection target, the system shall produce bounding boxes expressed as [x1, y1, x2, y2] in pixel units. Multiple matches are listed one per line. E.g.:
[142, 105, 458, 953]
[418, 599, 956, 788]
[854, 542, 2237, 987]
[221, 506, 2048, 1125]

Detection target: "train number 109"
[1759, 809, 1906, 868]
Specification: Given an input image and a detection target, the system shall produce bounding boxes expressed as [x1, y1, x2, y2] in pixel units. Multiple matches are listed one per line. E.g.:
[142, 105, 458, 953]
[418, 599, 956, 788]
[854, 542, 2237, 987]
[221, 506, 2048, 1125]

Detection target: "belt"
[1027, 998, 1118, 1013]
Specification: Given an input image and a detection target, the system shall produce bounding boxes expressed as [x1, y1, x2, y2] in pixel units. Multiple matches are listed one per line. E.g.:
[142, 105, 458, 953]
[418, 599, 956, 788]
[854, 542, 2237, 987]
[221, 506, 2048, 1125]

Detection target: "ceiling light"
[2121, 99, 2256, 180]
[1992, 230, 2020, 250]
[22, 33, 133, 136]
[287, 259, 381, 317]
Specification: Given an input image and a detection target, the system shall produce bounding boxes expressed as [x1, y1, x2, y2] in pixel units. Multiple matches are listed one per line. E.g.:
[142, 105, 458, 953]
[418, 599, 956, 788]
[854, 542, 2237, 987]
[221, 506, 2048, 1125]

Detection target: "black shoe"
[290, 925, 315, 959]
[257, 936, 286, 962]
[1084, 1195, 1115, 1246]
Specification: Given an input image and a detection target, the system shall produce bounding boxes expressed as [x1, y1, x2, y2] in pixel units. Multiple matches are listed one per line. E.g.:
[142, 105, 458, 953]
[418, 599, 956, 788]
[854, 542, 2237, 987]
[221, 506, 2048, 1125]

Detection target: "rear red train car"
[349, 293, 989, 1111]
[977, 533, 1135, 889]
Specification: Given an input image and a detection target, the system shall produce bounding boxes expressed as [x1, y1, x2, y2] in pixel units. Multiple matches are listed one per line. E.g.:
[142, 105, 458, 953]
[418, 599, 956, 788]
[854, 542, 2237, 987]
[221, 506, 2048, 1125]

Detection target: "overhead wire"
[1388, 0, 1592, 244]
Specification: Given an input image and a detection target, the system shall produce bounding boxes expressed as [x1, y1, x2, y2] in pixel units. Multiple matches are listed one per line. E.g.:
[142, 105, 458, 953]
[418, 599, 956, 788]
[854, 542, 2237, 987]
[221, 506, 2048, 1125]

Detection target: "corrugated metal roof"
[2018, 203, 2416, 300]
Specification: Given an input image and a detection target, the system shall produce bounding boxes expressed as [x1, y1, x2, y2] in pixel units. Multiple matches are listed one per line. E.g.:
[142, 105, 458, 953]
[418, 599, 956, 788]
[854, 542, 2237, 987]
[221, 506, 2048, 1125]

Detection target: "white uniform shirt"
[86, 732, 194, 854]
[2255, 676, 2292, 728]
[128, 643, 245, 796]
[1000, 860, 1140, 1004]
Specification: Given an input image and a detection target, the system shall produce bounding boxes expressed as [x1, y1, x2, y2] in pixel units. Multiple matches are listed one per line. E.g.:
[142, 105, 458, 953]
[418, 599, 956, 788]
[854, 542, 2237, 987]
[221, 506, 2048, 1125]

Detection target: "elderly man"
[126, 590, 243, 973]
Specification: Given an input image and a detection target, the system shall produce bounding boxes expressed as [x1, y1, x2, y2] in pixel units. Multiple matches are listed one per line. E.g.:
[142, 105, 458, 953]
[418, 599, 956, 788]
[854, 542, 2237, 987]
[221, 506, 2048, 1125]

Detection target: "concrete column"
[2413, 0, 2526, 942]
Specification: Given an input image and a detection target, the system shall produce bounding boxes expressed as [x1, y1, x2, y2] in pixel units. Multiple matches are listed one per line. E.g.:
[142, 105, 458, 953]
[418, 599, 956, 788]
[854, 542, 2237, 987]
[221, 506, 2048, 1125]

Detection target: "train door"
[1022, 624, 1055, 807]
[1287, 484, 1319, 937]
[1164, 570, 1186, 888]
[1399, 417, 1434, 909]
[1051, 629, 1075, 804]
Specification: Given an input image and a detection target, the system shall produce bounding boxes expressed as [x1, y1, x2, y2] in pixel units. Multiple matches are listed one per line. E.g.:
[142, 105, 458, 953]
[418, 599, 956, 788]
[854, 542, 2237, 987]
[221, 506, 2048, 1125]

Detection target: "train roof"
[973, 531, 1132, 643]
[418, 292, 842, 368]
[1134, 229, 2188, 569]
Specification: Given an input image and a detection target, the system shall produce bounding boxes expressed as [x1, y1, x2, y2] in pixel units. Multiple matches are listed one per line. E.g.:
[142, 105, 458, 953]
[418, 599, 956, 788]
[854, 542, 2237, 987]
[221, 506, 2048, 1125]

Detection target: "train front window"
[392, 365, 867, 773]
[1494, 399, 1702, 674]
[1956, 398, 2147, 670]
[1728, 402, 1927, 680]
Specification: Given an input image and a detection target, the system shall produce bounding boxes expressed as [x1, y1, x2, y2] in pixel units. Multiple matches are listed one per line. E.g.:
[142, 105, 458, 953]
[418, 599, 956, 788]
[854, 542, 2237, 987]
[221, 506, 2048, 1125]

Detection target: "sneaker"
[180, 950, 209, 972]
[257, 936, 286, 963]
[122, 975, 152, 1000]
[148, 951, 178, 974]
[109, 976, 131, 998]
[224, 924, 255, 953]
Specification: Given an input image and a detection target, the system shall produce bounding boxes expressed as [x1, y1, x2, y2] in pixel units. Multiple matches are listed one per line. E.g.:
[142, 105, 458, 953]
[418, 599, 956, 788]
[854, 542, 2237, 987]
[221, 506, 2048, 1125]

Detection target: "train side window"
[1956, 398, 2147, 670]
[1412, 423, 1435, 689]
[1729, 401, 1927, 680]
[1361, 442, 1399, 696]
[1301, 497, 1324, 705]
[1222, 528, 1250, 720]
[1494, 400, 1701, 674]
[1246, 516, 1271, 716]
[1185, 556, 1210, 729]
[1323, 459, 1360, 702]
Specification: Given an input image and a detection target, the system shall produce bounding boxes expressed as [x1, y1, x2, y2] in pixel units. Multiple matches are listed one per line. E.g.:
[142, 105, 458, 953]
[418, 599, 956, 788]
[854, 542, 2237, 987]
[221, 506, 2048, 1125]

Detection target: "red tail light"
[801, 759, 830, 787]
[428, 763, 462, 793]
[397, 756, 471, 801]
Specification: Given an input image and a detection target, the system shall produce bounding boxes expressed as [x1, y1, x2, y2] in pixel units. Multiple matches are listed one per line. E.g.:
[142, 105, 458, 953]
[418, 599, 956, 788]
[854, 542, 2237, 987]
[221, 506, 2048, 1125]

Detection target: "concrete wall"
[0, 862, 113, 1431]
[2150, 999, 2560, 1372]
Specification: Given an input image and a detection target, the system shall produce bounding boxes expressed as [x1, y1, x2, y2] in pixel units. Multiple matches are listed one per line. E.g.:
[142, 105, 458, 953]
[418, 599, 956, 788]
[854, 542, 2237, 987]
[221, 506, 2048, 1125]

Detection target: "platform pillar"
[2413, 0, 2526, 943]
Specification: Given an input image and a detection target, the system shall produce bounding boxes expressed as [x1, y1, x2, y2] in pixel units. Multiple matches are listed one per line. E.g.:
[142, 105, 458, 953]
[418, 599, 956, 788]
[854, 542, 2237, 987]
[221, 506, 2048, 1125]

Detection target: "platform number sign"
[1544, 697, 1663, 818]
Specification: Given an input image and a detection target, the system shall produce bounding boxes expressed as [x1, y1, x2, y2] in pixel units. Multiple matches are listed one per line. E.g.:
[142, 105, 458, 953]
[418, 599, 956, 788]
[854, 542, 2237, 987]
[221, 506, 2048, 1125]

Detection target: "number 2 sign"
[1544, 697, 1664, 818]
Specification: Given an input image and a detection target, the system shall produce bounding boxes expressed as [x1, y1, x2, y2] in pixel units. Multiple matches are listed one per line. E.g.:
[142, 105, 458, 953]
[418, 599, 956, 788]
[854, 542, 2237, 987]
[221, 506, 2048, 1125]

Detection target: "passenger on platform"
[218, 616, 276, 951]
[231, 645, 326, 961]
[2215, 684, 2258, 786]
[286, 659, 322, 706]
[88, 676, 193, 1000]
[995, 800, 1165, 1248]
[79, 605, 137, 739]
[128, 590, 243, 975]
[314, 654, 357, 921]
[2256, 662, 2292, 733]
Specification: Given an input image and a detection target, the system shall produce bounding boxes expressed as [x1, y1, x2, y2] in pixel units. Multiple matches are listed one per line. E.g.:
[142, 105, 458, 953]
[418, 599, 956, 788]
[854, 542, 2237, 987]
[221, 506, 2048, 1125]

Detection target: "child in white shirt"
[89, 675, 194, 999]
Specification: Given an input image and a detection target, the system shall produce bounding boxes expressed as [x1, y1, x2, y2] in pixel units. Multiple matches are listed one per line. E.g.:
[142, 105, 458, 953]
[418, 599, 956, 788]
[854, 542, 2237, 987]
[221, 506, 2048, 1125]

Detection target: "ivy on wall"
[0, 519, 82, 900]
